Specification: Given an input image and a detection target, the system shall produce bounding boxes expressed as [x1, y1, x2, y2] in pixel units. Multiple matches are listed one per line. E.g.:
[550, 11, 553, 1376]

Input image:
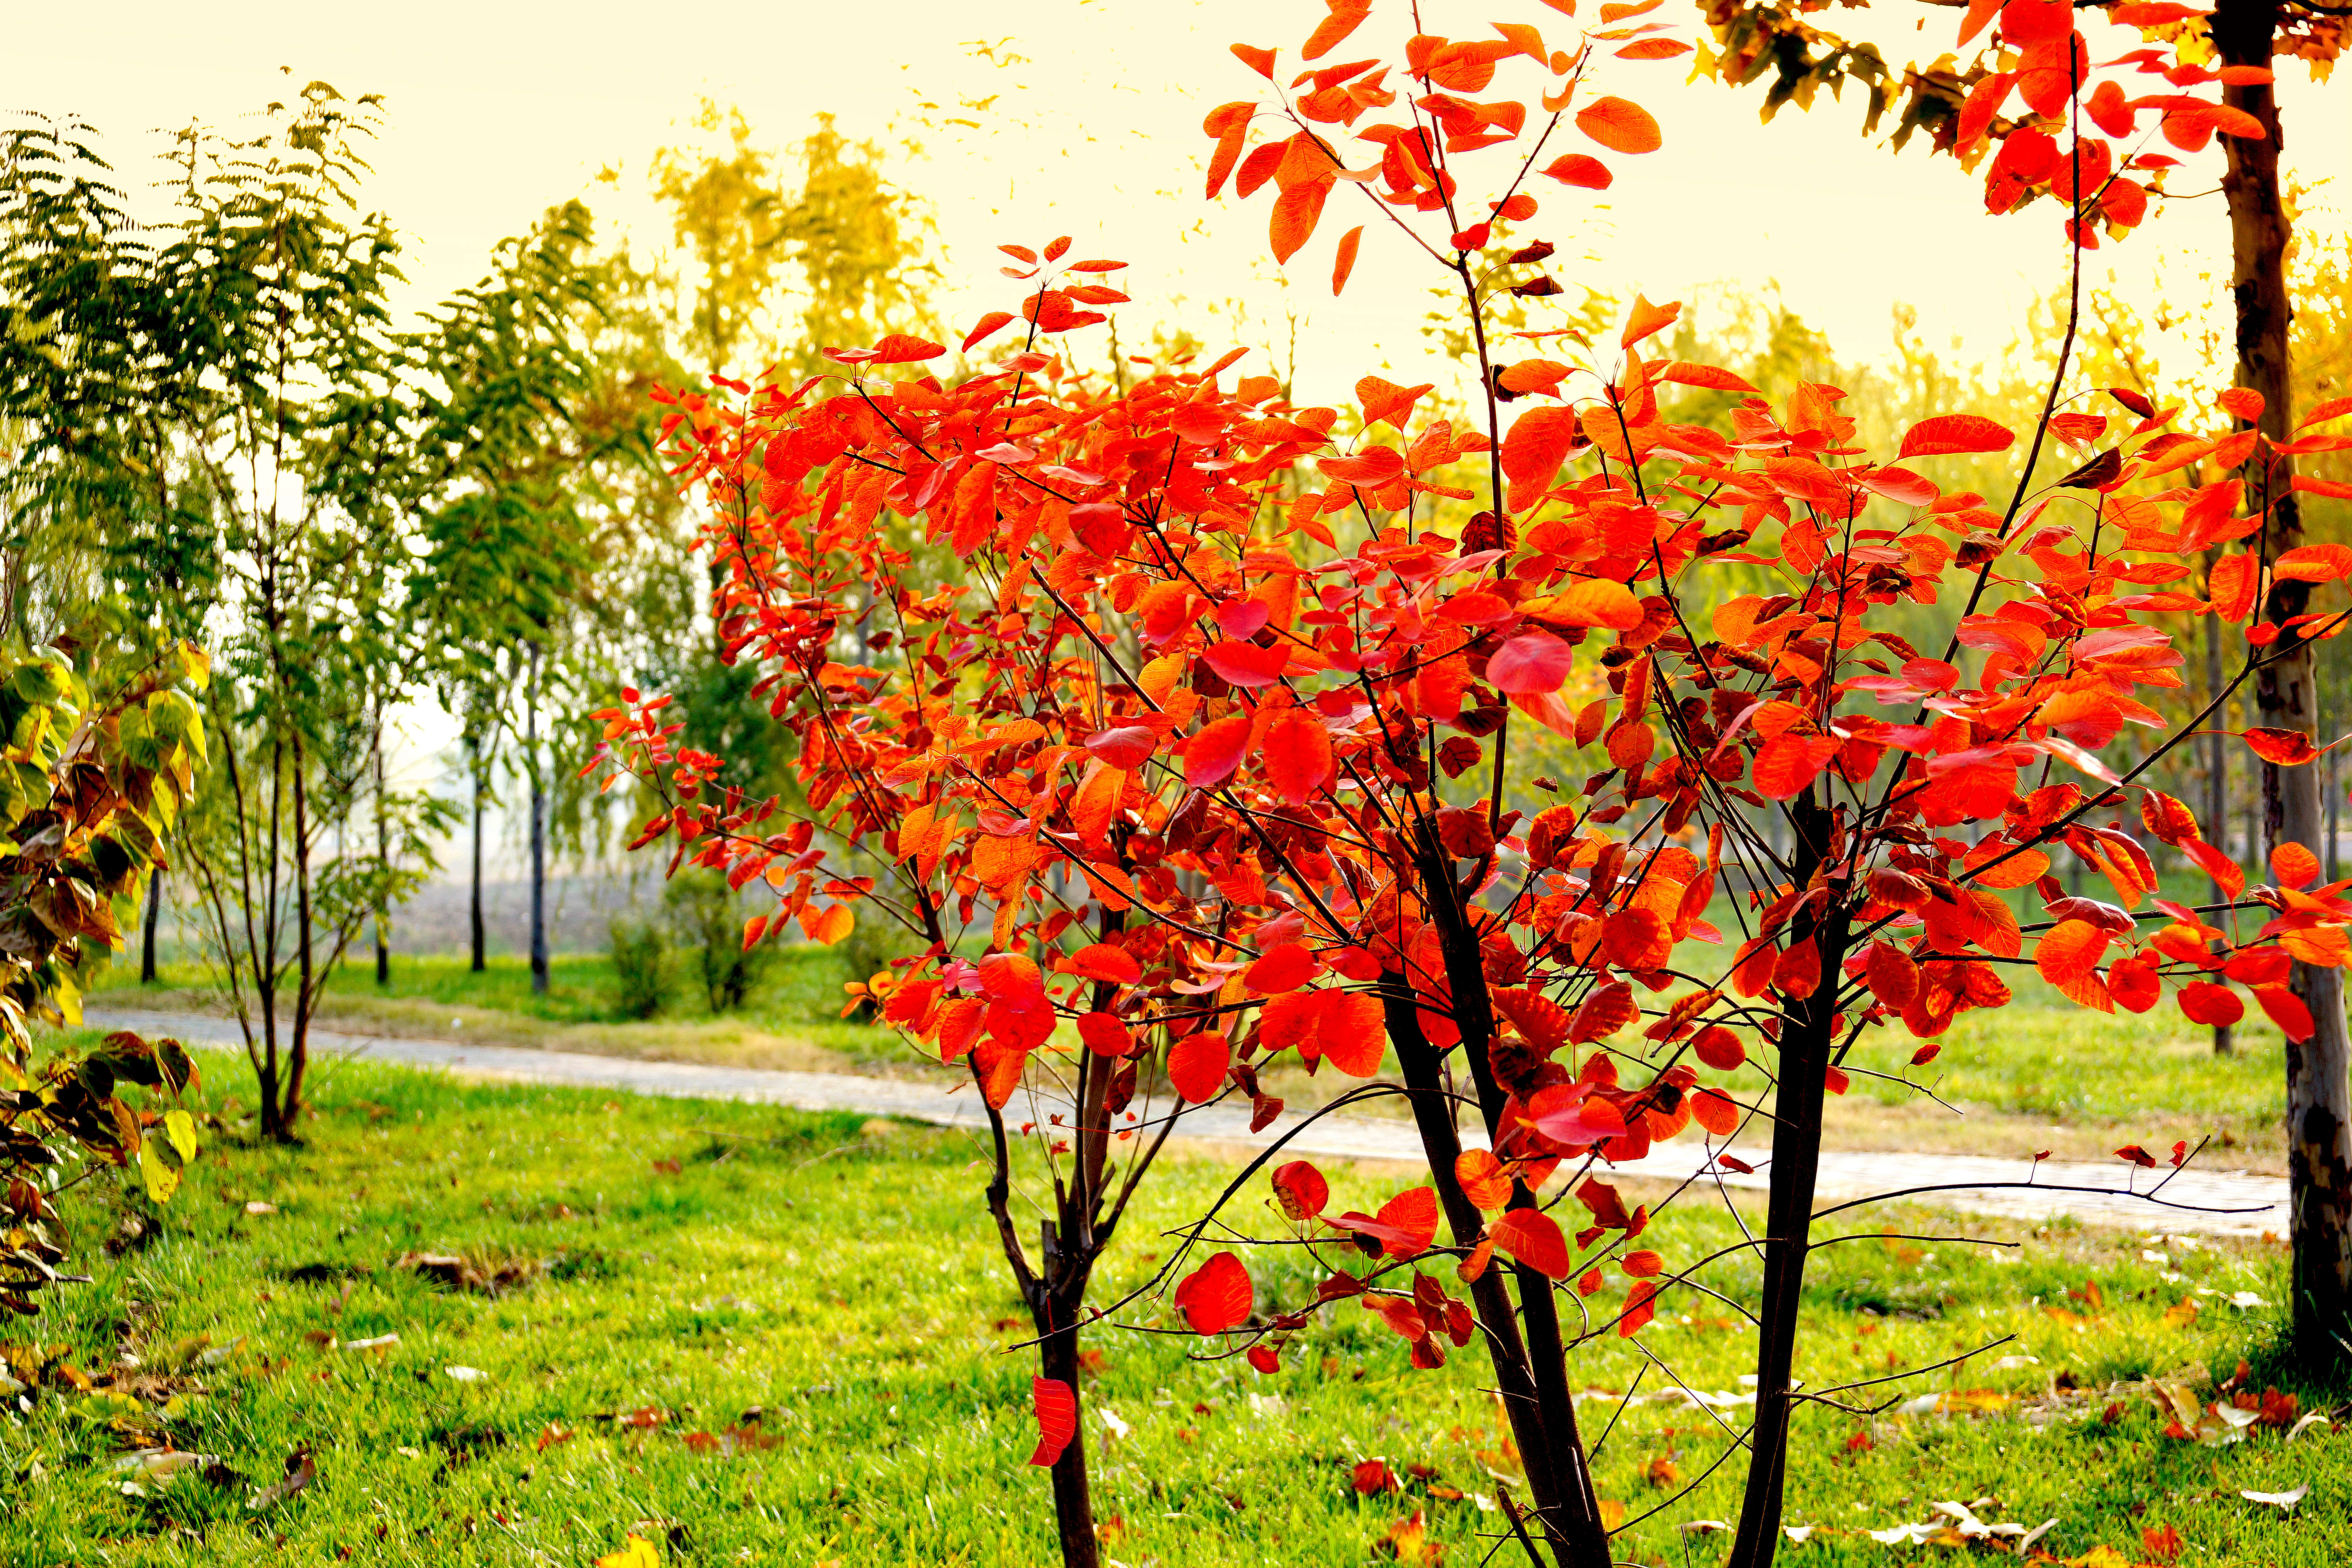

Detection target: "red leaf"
[2176, 981, 2245, 1027]
[1200, 640, 1291, 688]
[1085, 726, 1158, 769]
[2254, 984, 2316, 1042]
[1752, 733, 1839, 800]
[1620, 1279, 1659, 1336]
[1540, 153, 1613, 189]
[1317, 989, 1389, 1076]
[1230, 42, 1276, 78]
[1029, 1377, 1078, 1465]
[1486, 632, 1575, 696]
[1898, 414, 2016, 458]
[1186, 713, 1255, 789]
[1272, 1159, 1330, 1220]
[1264, 708, 1333, 807]
[2115, 1144, 2158, 1168]
[1690, 1025, 1744, 1071]
[1487, 1209, 1570, 1279]
[1499, 404, 1578, 489]
[1575, 96, 1662, 154]
[1168, 1031, 1232, 1102]
[1246, 940, 1322, 994]
[1077, 1011, 1132, 1057]
[1173, 1250, 1254, 1334]
[1330, 1187, 1439, 1258]
[1621, 1250, 1665, 1278]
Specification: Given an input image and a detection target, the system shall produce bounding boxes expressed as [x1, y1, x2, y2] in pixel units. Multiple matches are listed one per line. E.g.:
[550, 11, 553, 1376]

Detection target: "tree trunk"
[470, 740, 488, 973]
[2216, 0, 2352, 1362]
[1033, 1279, 1100, 1568]
[2205, 602, 2234, 1055]
[527, 640, 550, 997]
[140, 867, 162, 984]
[283, 724, 314, 1138]
[373, 721, 390, 987]
[1725, 789, 1850, 1568]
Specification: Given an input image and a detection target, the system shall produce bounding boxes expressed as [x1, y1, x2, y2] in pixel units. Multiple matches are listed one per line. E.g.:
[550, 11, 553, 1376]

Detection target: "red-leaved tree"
[595, 4, 2352, 1564]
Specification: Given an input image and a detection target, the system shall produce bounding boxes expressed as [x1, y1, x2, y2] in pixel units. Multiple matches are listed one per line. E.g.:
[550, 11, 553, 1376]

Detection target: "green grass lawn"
[2, 1042, 2342, 1566]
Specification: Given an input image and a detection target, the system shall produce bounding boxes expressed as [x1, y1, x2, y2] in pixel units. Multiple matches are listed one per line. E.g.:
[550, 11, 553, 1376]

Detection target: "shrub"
[607, 916, 666, 1020]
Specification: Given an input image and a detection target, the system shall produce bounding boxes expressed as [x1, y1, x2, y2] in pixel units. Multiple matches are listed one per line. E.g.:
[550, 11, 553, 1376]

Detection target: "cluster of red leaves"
[588, 1, 2352, 1476]
[1699, 0, 2323, 250]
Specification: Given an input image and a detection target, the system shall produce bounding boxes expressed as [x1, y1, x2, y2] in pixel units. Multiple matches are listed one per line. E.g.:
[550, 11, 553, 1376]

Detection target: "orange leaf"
[1455, 1150, 1514, 1211]
[961, 310, 1015, 351]
[2271, 841, 2321, 890]
[800, 905, 854, 946]
[2243, 728, 2329, 766]
[2207, 552, 2260, 621]
[1269, 178, 1330, 264]
[1358, 375, 1436, 430]
[1174, 1250, 1254, 1333]
[1621, 1249, 1665, 1278]
[1521, 578, 1644, 631]
[1077, 1012, 1132, 1057]
[1500, 404, 1579, 490]
[1331, 224, 1364, 295]
[2034, 919, 2111, 986]
[1230, 42, 1276, 78]
[1575, 96, 1662, 154]
[1541, 153, 1613, 188]
[1488, 1208, 1570, 1279]
[1620, 1279, 1658, 1336]
[1619, 294, 1681, 348]
[1689, 1086, 1739, 1136]
[1301, 2, 1371, 60]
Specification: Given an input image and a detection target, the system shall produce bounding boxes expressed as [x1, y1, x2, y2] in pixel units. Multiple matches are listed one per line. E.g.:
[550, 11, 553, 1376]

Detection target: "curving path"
[87, 1005, 2288, 1240]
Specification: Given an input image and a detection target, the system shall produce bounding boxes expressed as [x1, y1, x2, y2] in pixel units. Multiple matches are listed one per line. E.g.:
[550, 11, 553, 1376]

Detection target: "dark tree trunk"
[1726, 789, 1851, 1568]
[526, 640, 550, 997]
[1033, 1281, 1100, 1568]
[373, 724, 390, 987]
[2216, 0, 2352, 1363]
[469, 747, 487, 974]
[140, 867, 162, 984]
[2205, 599, 2234, 1055]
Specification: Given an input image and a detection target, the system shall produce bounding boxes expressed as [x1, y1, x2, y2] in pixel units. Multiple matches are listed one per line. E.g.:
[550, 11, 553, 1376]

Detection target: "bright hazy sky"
[11, 0, 2349, 396]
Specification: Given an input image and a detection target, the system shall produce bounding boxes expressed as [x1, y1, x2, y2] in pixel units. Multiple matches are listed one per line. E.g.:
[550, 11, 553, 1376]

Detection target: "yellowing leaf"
[165, 1107, 198, 1162]
[138, 1136, 180, 1204]
[596, 1537, 662, 1568]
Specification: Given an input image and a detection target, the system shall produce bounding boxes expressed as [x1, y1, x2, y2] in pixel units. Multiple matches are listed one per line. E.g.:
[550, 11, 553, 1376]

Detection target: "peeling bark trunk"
[2215, 0, 2352, 1363]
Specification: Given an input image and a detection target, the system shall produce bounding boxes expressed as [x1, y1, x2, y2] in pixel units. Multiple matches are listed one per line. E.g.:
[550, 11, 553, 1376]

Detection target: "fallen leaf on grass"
[2239, 1485, 2307, 1513]
[2286, 1412, 2334, 1441]
[246, 1446, 315, 1512]
[1376, 1509, 1440, 1564]
[535, 1424, 574, 1451]
[1352, 1458, 1396, 1495]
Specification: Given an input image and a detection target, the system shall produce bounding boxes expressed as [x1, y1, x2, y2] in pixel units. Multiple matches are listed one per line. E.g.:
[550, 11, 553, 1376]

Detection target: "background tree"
[1698, 0, 2352, 1350]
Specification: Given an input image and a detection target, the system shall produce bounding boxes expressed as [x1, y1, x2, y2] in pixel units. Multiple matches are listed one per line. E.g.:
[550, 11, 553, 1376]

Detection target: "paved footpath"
[89, 1007, 2288, 1239]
